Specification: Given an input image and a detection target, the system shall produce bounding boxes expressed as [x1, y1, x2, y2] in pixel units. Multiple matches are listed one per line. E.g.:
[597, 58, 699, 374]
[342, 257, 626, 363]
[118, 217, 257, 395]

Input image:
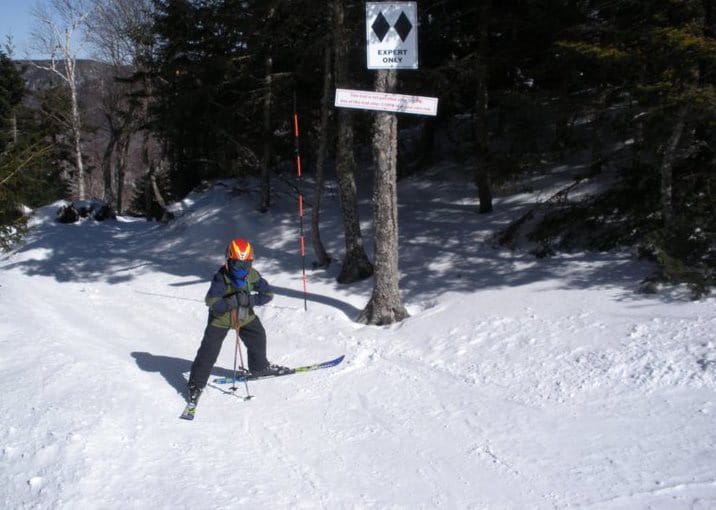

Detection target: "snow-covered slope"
[1, 170, 715, 509]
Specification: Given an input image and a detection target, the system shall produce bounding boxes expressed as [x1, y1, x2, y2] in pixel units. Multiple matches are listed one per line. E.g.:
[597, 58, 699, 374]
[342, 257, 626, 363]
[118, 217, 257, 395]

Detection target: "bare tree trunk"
[474, 0, 492, 214]
[660, 105, 688, 225]
[255, 0, 283, 212]
[115, 133, 130, 213]
[10, 113, 18, 145]
[311, 44, 333, 268]
[259, 56, 273, 212]
[147, 160, 173, 223]
[590, 93, 605, 175]
[701, 0, 715, 85]
[67, 53, 85, 200]
[334, 0, 373, 283]
[150, 167, 167, 209]
[358, 69, 408, 325]
[630, 98, 645, 178]
[695, 0, 715, 145]
[31, 1, 92, 200]
[101, 119, 118, 207]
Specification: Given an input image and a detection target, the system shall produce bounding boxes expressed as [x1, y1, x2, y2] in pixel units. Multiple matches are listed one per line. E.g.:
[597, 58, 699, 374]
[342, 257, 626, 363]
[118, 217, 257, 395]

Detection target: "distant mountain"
[10, 58, 146, 205]
[13, 59, 117, 93]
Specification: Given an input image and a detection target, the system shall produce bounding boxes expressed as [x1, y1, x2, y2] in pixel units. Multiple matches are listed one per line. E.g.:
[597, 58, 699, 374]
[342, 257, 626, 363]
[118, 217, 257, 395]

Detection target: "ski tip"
[323, 354, 345, 366]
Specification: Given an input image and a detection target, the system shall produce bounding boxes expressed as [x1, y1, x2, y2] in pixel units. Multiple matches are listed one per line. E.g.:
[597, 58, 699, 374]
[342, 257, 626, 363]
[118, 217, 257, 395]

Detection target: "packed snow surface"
[1, 170, 715, 509]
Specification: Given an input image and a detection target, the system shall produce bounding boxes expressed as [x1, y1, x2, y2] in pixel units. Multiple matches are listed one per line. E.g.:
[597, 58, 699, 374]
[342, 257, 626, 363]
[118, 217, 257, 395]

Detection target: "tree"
[358, 69, 409, 325]
[85, 0, 155, 213]
[1, 51, 64, 249]
[536, 0, 716, 293]
[333, 0, 373, 284]
[310, 41, 333, 268]
[0, 50, 28, 247]
[31, 0, 93, 200]
[473, 0, 493, 213]
[256, 1, 283, 213]
[149, 0, 268, 197]
[0, 51, 24, 153]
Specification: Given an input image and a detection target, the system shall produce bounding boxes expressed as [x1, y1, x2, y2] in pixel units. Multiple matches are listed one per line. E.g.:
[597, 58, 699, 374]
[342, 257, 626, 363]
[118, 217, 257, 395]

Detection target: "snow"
[1, 168, 715, 509]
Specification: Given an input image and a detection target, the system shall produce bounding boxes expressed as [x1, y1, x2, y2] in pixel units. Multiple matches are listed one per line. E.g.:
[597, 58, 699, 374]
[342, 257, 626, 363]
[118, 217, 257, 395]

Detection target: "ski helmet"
[226, 238, 254, 261]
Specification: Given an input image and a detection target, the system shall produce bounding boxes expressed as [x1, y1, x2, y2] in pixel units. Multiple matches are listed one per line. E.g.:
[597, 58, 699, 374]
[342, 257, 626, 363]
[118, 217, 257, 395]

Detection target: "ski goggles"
[229, 259, 252, 271]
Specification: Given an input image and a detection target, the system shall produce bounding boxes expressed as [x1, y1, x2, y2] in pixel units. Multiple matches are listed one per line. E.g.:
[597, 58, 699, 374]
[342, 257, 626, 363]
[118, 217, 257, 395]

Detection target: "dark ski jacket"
[205, 266, 274, 329]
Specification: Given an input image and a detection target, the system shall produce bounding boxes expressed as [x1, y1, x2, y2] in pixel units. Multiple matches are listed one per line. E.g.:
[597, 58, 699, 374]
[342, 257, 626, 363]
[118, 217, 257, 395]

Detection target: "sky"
[0, 0, 90, 60]
[0, 1, 39, 58]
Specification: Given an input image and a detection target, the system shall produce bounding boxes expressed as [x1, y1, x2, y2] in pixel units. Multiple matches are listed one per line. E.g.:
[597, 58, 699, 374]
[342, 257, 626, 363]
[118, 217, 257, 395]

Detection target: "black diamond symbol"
[372, 12, 390, 42]
[394, 11, 413, 42]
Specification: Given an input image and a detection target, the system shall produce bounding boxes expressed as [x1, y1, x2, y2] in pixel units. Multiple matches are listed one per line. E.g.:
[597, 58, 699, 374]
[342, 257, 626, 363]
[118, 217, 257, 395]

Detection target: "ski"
[179, 402, 197, 420]
[212, 354, 345, 384]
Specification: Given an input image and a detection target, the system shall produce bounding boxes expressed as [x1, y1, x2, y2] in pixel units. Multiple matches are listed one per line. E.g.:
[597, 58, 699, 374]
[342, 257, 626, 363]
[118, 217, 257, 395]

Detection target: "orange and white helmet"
[226, 238, 254, 261]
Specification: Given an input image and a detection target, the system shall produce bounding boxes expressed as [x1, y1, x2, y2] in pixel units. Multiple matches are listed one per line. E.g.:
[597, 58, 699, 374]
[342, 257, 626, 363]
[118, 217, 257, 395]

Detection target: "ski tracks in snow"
[327, 332, 546, 507]
[336, 308, 716, 508]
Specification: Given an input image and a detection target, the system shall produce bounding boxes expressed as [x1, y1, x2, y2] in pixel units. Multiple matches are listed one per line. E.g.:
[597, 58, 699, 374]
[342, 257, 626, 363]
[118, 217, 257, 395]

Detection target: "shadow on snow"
[3, 171, 660, 314]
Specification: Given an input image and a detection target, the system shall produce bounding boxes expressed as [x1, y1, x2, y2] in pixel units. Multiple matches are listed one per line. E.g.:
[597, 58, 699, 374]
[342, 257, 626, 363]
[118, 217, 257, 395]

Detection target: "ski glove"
[236, 291, 255, 308]
[209, 295, 239, 314]
[252, 277, 274, 306]
[209, 293, 251, 314]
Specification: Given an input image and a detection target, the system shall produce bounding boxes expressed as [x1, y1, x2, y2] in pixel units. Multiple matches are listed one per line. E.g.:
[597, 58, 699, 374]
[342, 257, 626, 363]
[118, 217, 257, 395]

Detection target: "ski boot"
[250, 363, 294, 377]
[187, 384, 203, 405]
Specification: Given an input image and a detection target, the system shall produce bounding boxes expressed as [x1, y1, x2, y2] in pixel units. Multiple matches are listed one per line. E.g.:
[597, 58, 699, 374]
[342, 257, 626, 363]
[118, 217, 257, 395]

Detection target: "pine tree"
[0, 52, 23, 153]
[1, 52, 65, 250]
[1, 52, 30, 249]
[545, 0, 716, 294]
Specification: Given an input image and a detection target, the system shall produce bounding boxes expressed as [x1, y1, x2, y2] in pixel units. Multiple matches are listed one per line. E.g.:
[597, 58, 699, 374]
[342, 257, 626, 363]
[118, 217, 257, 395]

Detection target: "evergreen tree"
[539, 0, 716, 294]
[0, 52, 24, 153]
[1, 53, 65, 250]
[149, 0, 256, 195]
[140, 0, 715, 297]
[0, 51, 28, 249]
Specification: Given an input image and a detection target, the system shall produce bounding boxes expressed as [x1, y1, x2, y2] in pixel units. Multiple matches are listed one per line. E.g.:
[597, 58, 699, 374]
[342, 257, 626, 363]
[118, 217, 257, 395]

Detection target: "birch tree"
[31, 0, 93, 200]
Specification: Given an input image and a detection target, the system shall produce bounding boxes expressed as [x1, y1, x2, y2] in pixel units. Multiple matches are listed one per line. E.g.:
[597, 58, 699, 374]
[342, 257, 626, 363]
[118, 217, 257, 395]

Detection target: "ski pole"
[230, 326, 240, 391]
[230, 309, 253, 400]
[235, 327, 253, 400]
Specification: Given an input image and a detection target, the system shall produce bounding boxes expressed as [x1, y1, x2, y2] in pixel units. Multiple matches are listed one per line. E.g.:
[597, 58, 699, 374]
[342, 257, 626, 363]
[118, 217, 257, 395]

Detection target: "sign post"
[354, 3, 425, 323]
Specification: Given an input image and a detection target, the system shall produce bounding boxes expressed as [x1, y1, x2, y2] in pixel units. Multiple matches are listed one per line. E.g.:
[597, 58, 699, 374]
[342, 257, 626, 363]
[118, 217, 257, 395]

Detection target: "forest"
[1, 0, 715, 298]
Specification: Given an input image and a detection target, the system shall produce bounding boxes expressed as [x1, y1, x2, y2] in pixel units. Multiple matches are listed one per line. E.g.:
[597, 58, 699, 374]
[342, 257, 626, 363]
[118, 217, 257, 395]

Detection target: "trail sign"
[335, 88, 437, 116]
[366, 2, 418, 70]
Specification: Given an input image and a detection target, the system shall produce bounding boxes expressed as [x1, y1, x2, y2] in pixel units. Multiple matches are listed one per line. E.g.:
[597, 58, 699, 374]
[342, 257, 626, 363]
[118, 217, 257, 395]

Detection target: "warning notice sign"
[335, 88, 438, 116]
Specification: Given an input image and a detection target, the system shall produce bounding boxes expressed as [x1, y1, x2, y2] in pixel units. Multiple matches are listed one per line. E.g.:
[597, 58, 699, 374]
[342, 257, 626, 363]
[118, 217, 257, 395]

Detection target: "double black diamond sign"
[372, 10, 413, 42]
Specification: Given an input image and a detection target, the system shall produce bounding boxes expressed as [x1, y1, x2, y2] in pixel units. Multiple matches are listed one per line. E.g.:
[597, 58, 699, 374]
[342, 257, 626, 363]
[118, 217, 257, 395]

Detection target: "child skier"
[187, 238, 291, 405]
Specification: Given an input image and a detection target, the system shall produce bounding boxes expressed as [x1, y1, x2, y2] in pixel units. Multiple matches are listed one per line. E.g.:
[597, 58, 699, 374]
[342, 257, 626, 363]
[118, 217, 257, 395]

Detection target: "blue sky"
[1, 1, 93, 60]
[1, 1, 41, 58]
